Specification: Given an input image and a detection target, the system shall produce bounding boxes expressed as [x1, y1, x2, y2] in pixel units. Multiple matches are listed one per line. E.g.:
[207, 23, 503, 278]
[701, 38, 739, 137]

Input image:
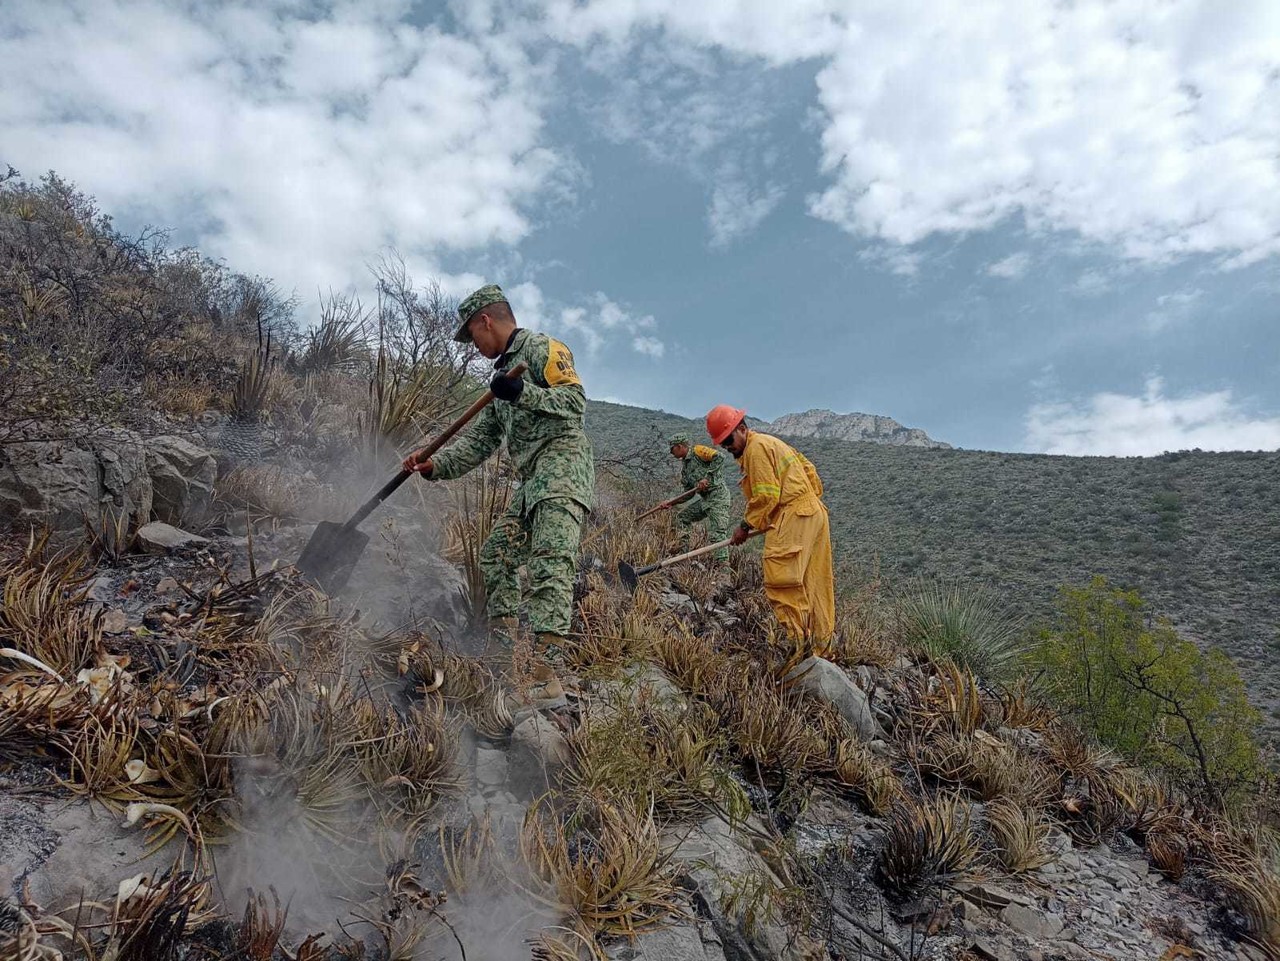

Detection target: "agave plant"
[520, 795, 684, 941]
[876, 792, 979, 898]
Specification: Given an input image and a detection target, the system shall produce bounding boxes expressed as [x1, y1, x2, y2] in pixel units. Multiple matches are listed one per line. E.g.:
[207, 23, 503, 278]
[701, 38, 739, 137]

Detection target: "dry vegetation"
[2, 173, 1278, 961]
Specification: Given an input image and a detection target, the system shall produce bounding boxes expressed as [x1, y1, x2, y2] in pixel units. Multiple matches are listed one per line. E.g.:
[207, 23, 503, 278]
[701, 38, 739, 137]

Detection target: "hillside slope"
[585, 400, 1280, 732]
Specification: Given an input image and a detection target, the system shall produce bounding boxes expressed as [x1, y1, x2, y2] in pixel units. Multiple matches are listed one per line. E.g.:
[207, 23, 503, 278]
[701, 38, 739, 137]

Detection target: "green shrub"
[1031, 576, 1263, 811]
[895, 578, 1027, 681]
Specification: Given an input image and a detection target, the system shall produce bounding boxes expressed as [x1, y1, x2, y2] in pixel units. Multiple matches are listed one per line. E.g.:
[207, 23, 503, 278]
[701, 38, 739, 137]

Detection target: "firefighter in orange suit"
[706, 405, 836, 657]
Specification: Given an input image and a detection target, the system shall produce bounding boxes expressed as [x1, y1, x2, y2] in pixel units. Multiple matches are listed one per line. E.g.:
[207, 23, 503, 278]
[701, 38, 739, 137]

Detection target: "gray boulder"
[785, 656, 881, 740]
[0, 430, 151, 533]
[146, 435, 216, 525]
[136, 521, 209, 554]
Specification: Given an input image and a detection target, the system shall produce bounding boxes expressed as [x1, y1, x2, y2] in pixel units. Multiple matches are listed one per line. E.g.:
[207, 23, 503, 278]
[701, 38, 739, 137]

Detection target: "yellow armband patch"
[693, 445, 717, 463]
[544, 339, 582, 387]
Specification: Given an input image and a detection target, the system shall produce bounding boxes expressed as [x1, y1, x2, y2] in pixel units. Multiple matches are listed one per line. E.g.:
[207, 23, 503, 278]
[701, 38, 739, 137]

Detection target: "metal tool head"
[296, 521, 370, 595]
[618, 561, 640, 594]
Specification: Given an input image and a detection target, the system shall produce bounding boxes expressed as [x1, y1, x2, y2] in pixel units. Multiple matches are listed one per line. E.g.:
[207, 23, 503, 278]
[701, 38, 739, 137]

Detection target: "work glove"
[489, 370, 525, 402]
[729, 524, 751, 547]
[403, 453, 434, 477]
[696, 479, 710, 492]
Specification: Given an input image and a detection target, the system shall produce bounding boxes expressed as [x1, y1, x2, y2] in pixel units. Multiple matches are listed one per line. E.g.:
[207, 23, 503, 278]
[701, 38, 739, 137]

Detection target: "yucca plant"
[230, 323, 274, 423]
[896, 578, 1027, 681]
[298, 295, 370, 374]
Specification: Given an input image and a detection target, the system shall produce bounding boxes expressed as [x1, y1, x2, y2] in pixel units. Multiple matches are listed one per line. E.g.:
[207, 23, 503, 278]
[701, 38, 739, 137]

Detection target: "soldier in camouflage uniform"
[667, 431, 732, 563]
[402, 285, 594, 650]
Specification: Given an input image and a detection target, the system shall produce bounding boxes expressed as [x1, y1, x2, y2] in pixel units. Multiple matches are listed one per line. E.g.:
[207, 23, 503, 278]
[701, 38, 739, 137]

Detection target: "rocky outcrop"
[0, 430, 153, 532]
[0, 431, 219, 534]
[768, 409, 950, 449]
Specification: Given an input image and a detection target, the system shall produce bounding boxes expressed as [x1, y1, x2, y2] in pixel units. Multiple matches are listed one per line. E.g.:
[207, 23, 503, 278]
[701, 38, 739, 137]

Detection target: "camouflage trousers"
[676, 492, 732, 562]
[480, 496, 585, 637]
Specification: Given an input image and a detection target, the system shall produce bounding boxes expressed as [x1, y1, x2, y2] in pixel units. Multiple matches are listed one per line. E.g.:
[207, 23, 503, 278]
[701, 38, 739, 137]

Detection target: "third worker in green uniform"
[667, 432, 731, 563]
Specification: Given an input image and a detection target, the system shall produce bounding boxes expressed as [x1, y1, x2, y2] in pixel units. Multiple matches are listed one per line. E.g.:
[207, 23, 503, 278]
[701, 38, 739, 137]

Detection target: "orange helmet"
[706, 405, 746, 445]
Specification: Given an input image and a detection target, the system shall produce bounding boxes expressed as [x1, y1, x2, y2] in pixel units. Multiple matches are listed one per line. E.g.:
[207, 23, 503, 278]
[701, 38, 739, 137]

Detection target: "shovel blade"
[618, 561, 639, 594]
[296, 521, 370, 595]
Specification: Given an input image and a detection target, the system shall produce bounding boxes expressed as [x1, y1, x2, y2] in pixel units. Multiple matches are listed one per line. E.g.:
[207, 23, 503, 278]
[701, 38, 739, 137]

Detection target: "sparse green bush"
[1031, 576, 1264, 811]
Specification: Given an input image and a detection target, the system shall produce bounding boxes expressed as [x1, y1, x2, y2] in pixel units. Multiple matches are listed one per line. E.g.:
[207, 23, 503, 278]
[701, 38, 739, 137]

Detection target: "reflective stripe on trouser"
[760, 497, 836, 655]
[479, 497, 585, 637]
[677, 493, 732, 561]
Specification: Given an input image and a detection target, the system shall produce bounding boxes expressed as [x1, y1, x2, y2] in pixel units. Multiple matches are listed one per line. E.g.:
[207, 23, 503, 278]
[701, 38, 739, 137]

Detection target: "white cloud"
[1145, 287, 1205, 334]
[632, 336, 665, 357]
[0, 0, 559, 299]
[858, 244, 923, 277]
[1069, 268, 1115, 298]
[707, 175, 785, 248]
[1026, 376, 1280, 455]
[809, 2, 1280, 266]
[506, 284, 665, 360]
[545, 0, 1280, 267]
[985, 252, 1032, 279]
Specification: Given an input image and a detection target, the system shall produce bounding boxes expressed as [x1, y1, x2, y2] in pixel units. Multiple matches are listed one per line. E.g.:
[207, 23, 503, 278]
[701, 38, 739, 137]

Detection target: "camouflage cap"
[454, 284, 509, 343]
[668, 432, 690, 448]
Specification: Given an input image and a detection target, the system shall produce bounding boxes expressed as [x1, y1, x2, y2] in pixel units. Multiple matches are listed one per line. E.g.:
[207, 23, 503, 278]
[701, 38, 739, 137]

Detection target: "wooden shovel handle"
[634, 487, 699, 523]
[344, 362, 527, 530]
[640, 527, 767, 575]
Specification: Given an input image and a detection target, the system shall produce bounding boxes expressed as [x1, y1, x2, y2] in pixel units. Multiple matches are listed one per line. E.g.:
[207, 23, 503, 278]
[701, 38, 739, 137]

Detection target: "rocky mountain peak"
[768, 408, 952, 449]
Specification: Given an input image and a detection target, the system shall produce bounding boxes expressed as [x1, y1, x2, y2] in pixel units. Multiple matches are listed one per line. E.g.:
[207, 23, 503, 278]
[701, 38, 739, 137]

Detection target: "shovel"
[296, 362, 527, 594]
[634, 487, 699, 523]
[618, 527, 766, 593]
[581, 487, 700, 550]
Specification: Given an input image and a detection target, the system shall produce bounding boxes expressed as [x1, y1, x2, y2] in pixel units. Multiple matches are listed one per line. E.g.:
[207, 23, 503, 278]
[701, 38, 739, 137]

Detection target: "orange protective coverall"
[737, 430, 836, 654]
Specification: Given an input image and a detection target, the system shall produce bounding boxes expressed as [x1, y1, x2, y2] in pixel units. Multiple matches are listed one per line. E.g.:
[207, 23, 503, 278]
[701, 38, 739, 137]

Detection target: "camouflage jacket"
[680, 445, 731, 503]
[430, 329, 595, 512]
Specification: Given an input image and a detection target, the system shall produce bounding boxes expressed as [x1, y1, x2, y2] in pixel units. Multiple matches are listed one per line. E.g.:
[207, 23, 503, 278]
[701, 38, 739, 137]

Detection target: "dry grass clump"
[876, 792, 980, 898]
[897, 660, 989, 743]
[214, 465, 345, 523]
[993, 678, 1056, 733]
[232, 685, 368, 846]
[832, 738, 903, 815]
[354, 700, 460, 823]
[438, 817, 499, 897]
[652, 624, 731, 701]
[521, 796, 684, 944]
[830, 575, 898, 669]
[566, 578, 660, 673]
[719, 670, 826, 775]
[1041, 723, 1129, 844]
[441, 457, 512, 625]
[1202, 827, 1280, 954]
[566, 698, 744, 824]
[431, 648, 513, 739]
[987, 798, 1056, 873]
[0, 532, 100, 677]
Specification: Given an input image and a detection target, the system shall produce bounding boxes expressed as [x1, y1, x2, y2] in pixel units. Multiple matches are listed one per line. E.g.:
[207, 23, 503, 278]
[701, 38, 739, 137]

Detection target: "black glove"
[490, 370, 525, 402]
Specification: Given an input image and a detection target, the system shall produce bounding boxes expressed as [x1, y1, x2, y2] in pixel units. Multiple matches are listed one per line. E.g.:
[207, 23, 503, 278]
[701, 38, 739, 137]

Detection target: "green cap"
[668, 432, 690, 448]
[454, 284, 508, 343]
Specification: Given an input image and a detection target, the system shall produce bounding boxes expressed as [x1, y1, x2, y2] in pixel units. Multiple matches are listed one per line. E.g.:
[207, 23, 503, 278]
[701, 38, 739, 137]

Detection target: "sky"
[2, 0, 1279, 454]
